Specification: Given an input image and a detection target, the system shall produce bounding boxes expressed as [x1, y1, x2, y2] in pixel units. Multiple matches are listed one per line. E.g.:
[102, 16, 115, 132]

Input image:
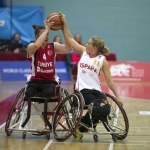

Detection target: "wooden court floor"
[0, 81, 150, 150]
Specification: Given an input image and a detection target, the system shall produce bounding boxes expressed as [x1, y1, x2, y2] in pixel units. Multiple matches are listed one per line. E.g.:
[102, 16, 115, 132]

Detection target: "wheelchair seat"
[52, 90, 129, 142]
[5, 84, 69, 140]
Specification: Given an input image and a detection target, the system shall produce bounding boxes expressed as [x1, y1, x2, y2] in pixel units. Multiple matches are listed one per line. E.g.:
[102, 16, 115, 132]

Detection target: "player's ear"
[93, 46, 97, 51]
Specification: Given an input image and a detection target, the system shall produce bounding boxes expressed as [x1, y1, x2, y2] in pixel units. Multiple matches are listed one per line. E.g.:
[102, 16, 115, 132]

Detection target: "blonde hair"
[91, 37, 110, 55]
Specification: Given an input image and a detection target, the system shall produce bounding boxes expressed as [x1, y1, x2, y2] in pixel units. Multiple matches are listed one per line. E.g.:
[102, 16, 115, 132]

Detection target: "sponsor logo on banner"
[0, 20, 5, 26]
[100, 61, 150, 81]
[55, 62, 71, 81]
[2, 68, 31, 79]
[110, 64, 135, 77]
[0, 61, 71, 81]
[55, 69, 67, 73]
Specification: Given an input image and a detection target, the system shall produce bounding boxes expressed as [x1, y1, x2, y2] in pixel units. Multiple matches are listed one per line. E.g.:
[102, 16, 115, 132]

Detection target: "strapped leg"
[21, 98, 31, 128]
[44, 98, 52, 129]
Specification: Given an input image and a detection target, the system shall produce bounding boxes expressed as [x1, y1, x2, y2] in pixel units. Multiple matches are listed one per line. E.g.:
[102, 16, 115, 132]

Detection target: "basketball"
[47, 12, 63, 31]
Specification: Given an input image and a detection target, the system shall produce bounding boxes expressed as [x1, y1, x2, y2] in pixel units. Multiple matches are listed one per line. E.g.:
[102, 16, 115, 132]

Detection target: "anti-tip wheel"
[47, 133, 50, 140]
[112, 134, 117, 142]
[22, 132, 26, 139]
[93, 134, 99, 142]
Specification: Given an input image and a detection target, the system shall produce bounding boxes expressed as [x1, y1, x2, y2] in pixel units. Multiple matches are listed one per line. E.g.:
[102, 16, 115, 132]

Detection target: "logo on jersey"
[37, 61, 54, 73]
[37, 66, 40, 72]
[80, 63, 97, 73]
[93, 59, 100, 66]
[37, 66, 54, 73]
[47, 50, 52, 56]
[82, 70, 86, 74]
[38, 61, 53, 67]
[48, 45, 50, 49]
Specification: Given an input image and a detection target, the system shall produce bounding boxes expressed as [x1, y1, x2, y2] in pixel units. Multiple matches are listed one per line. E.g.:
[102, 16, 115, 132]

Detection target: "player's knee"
[25, 89, 35, 98]
[36, 89, 54, 97]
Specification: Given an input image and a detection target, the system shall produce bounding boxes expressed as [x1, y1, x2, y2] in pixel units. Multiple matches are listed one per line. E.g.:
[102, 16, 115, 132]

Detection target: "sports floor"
[0, 81, 150, 150]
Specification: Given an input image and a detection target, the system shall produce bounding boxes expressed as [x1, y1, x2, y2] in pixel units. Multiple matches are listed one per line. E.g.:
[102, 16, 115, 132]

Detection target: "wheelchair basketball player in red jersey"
[25, 20, 72, 98]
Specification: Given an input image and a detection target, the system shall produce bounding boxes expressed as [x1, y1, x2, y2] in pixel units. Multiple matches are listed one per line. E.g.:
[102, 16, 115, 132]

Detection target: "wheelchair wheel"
[5, 88, 26, 136]
[52, 93, 84, 142]
[103, 93, 129, 140]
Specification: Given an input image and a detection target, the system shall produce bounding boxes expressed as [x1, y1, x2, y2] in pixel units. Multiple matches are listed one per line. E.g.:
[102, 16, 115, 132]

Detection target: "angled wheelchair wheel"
[103, 93, 129, 140]
[52, 93, 84, 142]
[5, 87, 26, 136]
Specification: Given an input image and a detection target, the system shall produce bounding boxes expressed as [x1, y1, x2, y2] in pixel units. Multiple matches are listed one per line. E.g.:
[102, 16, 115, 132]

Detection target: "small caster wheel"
[22, 132, 26, 139]
[73, 132, 77, 138]
[112, 135, 117, 142]
[93, 134, 99, 142]
[7, 130, 12, 136]
[47, 133, 50, 140]
[108, 115, 111, 120]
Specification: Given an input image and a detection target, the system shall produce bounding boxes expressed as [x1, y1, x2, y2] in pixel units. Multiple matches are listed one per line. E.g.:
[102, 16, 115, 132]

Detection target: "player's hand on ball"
[59, 12, 66, 24]
[44, 20, 53, 30]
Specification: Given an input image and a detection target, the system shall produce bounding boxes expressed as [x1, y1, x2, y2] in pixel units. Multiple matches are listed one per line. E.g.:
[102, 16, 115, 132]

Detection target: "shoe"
[75, 129, 83, 139]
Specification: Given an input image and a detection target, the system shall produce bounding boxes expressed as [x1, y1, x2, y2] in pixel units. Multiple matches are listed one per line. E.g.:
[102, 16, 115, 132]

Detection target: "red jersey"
[28, 42, 60, 83]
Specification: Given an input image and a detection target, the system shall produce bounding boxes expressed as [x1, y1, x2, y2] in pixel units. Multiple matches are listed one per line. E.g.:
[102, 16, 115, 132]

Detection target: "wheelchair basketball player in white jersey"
[60, 12, 123, 138]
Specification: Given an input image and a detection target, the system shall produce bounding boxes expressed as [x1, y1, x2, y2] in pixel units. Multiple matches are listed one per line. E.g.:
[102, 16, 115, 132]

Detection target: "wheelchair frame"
[5, 85, 69, 140]
[52, 91, 129, 142]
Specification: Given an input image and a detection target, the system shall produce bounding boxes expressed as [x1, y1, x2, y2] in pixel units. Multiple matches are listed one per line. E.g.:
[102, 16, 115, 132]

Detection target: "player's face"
[37, 29, 49, 44]
[85, 39, 94, 54]
[75, 35, 81, 43]
[55, 37, 61, 43]
[14, 34, 20, 42]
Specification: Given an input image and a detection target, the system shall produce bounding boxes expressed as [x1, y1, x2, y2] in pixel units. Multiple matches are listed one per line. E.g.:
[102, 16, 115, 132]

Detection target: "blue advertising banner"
[0, 8, 10, 39]
[0, 6, 44, 45]
[55, 62, 71, 81]
[0, 61, 71, 81]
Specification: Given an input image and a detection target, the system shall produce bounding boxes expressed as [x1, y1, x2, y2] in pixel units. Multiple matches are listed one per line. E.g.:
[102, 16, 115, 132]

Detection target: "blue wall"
[6, 0, 150, 62]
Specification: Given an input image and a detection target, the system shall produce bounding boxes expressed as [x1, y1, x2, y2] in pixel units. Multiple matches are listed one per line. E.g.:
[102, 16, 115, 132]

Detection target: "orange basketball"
[47, 12, 63, 31]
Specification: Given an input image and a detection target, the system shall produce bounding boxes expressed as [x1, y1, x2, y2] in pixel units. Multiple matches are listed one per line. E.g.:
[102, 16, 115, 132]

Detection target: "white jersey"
[75, 51, 105, 92]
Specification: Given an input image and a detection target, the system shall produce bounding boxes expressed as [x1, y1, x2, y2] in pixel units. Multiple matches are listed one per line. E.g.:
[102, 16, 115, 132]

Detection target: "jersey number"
[43, 53, 46, 60]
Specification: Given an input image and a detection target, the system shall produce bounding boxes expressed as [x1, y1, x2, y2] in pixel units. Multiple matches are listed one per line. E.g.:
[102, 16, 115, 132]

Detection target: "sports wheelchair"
[5, 85, 69, 140]
[52, 90, 129, 142]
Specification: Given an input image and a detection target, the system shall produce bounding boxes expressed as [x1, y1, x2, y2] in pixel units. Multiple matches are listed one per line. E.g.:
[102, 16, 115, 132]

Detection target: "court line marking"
[43, 139, 53, 150]
[0, 115, 15, 129]
[109, 140, 114, 150]
[126, 140, 150, 143]
[0, 122, 6, 129]
[129, 127, 150, 128]
[139, 111, 150, 115]
[122, 96, 150, 101]
[97, 126, 150, 129]
[128, 129, 150, 131]
[127, 134, 150, 136]
[0, 88, 149, 149]
[53, 141, 150, 146]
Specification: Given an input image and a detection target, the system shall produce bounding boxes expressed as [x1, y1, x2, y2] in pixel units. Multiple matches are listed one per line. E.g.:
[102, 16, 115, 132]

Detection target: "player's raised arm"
[60, 13, 85, 55]
[27, 21, 53, 57]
